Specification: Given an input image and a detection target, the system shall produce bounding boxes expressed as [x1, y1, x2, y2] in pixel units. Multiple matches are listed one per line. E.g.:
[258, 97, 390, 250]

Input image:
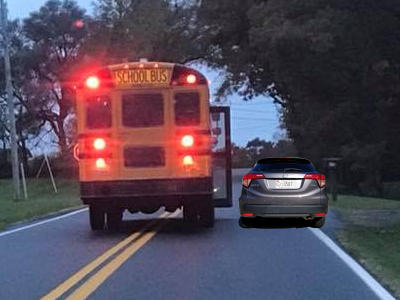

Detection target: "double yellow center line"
[41, 210, 180, 300]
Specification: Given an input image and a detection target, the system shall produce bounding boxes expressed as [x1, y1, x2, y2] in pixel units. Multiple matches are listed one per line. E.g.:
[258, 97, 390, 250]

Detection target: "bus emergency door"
[210, 106, 232, 207]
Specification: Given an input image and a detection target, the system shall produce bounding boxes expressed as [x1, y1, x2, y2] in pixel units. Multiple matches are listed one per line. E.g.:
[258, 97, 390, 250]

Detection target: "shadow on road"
[238, 217, 311, 229]
[91, 217, 227, 237]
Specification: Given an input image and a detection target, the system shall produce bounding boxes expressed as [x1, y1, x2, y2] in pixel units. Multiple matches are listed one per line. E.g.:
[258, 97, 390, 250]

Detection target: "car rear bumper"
[239, 203, 328, 218]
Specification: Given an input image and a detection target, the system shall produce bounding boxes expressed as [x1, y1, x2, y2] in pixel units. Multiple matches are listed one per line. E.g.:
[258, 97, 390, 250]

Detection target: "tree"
[199, 0, 400, 190]
[20, 0, 89, 155]
[84, 0, 203, 64]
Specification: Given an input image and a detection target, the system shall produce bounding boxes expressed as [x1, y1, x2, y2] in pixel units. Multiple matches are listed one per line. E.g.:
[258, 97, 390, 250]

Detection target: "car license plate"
[275, 180, 294, 189]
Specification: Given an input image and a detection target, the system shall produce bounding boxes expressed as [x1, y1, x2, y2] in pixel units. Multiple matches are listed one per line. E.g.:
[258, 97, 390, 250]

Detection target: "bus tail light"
[77, 136, 112, 159]
[95, 158, 107, 169]
[242, 173, 266, 188]
[304, 174, 326, 188]
[182, 155, 194, 166]
[93, 138, 106, 150]
[181, 135, 194, 148]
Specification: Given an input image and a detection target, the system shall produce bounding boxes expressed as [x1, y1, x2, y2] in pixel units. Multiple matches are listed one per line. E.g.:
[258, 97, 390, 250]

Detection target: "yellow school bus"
[75, 61, 232, 230]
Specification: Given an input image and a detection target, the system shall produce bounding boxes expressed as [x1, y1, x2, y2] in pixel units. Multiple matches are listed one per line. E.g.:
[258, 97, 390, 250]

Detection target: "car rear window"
[86, 96, 111, 129]
[174, 92, 200, 126]
[253, 163, 316, 173]
[122, 93, 164, 127]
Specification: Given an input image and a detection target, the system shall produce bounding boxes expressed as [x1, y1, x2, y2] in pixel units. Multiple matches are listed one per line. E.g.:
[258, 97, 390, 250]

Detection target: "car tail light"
[182, 155, 194, 166]
[181, 135, 194, 148]
[304, 174, 326, 188]
[315, 213, 326, 217]
[95, 158, 107, 169]
[242, 173, 265, 188]
[85, 76, 100, 89]
[93, 138, 106, 150]
[242, 213, 253, 217]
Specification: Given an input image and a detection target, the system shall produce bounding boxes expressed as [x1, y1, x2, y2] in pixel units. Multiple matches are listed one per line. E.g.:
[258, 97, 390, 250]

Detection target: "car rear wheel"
[89, 205, 105, 230]
[309, 217, 325, 228]
[240, 217, 253, 228]
[107, 209, 123, 230]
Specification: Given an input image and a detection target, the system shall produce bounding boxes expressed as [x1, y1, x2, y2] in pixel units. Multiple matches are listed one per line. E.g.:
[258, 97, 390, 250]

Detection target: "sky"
[8, 0, 283, 147]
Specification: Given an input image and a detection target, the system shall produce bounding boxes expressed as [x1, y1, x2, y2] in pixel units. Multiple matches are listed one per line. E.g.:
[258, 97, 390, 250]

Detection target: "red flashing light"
[242, 173, 265, 188]
[315, 213, 326, 217]
[85, 76, 100, 89]
[181, 135, 194, 148]
[93, 138, 106, 150]
[242, 213, 253, 217]
[186, 74, 197, 84]
[304, 174, 326, 188]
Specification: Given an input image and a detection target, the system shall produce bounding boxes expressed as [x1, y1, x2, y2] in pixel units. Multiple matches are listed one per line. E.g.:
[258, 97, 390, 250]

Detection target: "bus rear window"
[174, 92, 200, 126]
[122, 93, 164, 127]
[86, 96, 111, 129]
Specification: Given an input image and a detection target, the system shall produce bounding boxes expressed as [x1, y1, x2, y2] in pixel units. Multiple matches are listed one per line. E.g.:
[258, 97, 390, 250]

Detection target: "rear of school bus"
[75, 62, 215, 230]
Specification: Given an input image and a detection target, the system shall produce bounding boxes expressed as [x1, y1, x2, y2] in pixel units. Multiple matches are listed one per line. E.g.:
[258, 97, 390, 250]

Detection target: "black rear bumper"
[239, 203, 328, 218]
[81, 178, 212, 209]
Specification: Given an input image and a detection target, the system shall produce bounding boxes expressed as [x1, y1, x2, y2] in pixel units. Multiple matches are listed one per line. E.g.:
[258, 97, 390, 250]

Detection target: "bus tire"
[198, 198, 215, 228]
[183, 205, 197, 223]
[89, 205, 105, 230]
[107, 209, 123, 230]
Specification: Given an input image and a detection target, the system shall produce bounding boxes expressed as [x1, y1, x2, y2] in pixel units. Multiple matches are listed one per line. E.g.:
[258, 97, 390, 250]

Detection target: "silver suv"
[239, 157, 329, 228]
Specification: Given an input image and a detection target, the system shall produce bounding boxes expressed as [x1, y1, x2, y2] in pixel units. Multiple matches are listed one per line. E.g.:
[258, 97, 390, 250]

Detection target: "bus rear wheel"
[198, 199, 215, 228]
[183, 204, 198, 223]
[107, 209, 123, 230]
[89, 205, 105, 230]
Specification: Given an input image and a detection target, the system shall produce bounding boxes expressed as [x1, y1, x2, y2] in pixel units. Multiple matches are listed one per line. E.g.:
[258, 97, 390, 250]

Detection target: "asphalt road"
[0, 169, 394, 300]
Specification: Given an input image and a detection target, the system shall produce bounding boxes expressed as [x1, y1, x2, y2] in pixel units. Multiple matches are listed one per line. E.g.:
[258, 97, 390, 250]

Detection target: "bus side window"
[86, 96, 111, 129]
[174, 92, 200, 126]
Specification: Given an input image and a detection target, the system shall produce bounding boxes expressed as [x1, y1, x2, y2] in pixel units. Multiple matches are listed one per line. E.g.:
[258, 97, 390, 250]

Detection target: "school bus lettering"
[113, 69, 169, 86]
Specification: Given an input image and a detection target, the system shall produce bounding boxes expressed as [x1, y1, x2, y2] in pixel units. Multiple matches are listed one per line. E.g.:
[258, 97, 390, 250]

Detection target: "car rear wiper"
[283, 168, 303, 172]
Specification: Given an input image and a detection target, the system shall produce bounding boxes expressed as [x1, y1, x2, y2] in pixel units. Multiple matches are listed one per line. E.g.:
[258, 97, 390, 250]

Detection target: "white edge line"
[0, 208, 88, 238]
[308, 228, 395, 300]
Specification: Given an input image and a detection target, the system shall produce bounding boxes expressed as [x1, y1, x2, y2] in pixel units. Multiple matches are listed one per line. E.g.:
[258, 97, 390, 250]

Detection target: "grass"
[329, 194, 400, 210]
[0, 178, 81, 231]
[330, 194, 400, 298]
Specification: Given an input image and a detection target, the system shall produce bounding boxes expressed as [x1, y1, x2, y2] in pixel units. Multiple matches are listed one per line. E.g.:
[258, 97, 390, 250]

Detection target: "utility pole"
[1, 0, 21, 200]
